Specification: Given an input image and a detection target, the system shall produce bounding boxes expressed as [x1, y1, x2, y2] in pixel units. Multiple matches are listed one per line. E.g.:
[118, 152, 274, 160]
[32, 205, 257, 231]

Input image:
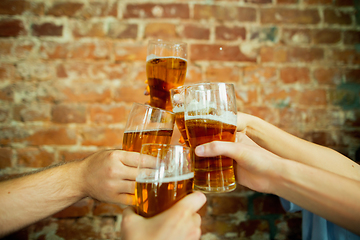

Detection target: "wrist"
[64, 160, 88, 200]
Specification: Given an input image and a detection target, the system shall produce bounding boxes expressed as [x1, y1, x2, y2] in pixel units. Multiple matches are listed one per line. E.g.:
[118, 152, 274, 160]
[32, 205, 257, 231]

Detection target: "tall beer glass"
[184, 83, 237, 193]
[146, 39, 187, 111]
[170, 85, 190, 147]
[122, 103, 175, 152]
[135, 143, 193, 218]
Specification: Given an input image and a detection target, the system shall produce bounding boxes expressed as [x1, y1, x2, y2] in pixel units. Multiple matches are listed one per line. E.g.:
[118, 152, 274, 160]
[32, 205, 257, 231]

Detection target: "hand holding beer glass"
[184, 83, 237, 193]
[135, 143, 194, 218]
[146, 40, 187, 111]
[122, 103, 175, 152]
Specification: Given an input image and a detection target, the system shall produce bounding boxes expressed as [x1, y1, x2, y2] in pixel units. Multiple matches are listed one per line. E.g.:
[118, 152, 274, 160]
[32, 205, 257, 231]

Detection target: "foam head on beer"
[135, 143, 194, 218]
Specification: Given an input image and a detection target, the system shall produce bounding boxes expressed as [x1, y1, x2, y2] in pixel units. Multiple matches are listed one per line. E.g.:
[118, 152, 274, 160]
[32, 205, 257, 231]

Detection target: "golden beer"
[174, 112, 190, 147]
[122, 129, 173, 153]
[135, 172, 194, 218]
[146, 56, 187, 111]
[186, 118, 237, 192]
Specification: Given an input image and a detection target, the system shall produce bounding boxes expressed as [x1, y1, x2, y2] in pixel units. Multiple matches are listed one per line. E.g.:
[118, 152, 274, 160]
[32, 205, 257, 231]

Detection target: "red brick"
[53, 198, 94, 218]
[329, 49, 360, 65]
[0, 63, 16, 80]
[56, 62, 90, 80]
[0, 84, 14, 101]
[93, 201, 124, 216]
[15, 62, 55, 81]
[0, 147, 12, 169]
[0, 127, 27, 145]
[90, 63, 129, 80]
[194, 5, 256, 22]
[108, 22, 137, 39]
[81, 127, 124, 147]
[124, 4, 189, 19]
[205, 65, 240, 82]
[13, 39, 36, 60]
[324, 9, 352, 25]
[144, 23, 177, 39]
[0, 0, 44, 15]
[210, 195, 248, 215]
[52, 104, 86, 124]
[185, 65, 203, 83]
[68, 41, 111, 60]
[245, 0, 272, 3]
[0, 19, 26, 37]
[242, 66, 278, 84]
[345, 110, 360, 127]
[299, 89, 327, 106]
[334, 0, 354, 6]
[262, 88, 299, 107]
[238, 220, 270, 237]
[13, 103, 51, 122]
[114, 43, 147, 61]
[0, 40, 13, 59]
[282, 28, 312, 44]
[77, 2, 117, 18]
[71, 21, 105, 38]
[236, 87, 258, 105]
[303, 0, 333, 4]
[278, 107, 306, 129]
[114, 85, 149, 103]
[343, 69, 360, 84]
[277, 0, 298, 3]
[60, 82, 112, 103]
[32, 22, 63, 37]
[191, 44, 256, 62]
[0, 106, 9, 123]
[182, 24, 210, 40]
[40, 41, 68, 59]
[344, 31, 360, 45]
[59, 150, 95, 162]
[47, 2, 84, 17]
[314, 68, 342, 85]
[26, 127, 77, 146]
[17, 147, 55, 168]
[313, 29, 341, 44]
[280, 67, 310, 84]
[253, 194, 286, 215]
[216, 26, 246, 41]
[261, 46, 324, 63]
[261, 8, 320, 24]
[89, 104, 128, 124]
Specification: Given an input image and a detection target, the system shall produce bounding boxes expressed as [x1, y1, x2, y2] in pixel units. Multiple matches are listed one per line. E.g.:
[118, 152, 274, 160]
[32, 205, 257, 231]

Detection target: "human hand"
[195, 132, 283, 194]
[121, 191, 206, 240]
[79, 150, 140, 205]
[236, 112, 257, 133]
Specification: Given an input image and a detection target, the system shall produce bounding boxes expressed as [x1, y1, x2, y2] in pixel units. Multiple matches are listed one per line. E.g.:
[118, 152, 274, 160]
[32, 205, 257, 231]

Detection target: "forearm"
[243, 114, 360, 180]
[273, 159, 360, 234]
[0, 161, 85, 237]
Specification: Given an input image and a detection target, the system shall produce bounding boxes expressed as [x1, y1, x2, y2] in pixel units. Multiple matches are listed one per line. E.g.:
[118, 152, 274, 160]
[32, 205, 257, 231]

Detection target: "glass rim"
[131, 102, 175, 115]
[140, 143, 190, 151]
[148, 39, 187, 46]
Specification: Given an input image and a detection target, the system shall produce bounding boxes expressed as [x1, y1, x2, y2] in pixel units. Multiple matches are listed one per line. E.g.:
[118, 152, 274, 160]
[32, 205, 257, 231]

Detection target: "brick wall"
[0, 0, 359, 239]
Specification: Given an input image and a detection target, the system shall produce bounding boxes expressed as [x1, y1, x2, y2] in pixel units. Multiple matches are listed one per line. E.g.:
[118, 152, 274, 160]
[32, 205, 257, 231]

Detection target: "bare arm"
[0, 150, 140, 238]
[238, 112, 360, 180]
[195, 135, 360, 235]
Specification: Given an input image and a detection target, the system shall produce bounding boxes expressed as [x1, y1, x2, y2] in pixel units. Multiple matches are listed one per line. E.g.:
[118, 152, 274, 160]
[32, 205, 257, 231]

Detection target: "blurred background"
[0, 0, 359, 239]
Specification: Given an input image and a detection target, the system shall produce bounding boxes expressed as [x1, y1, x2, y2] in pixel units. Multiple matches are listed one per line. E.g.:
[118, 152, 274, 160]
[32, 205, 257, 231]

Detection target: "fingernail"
[195, 146, 204, 156]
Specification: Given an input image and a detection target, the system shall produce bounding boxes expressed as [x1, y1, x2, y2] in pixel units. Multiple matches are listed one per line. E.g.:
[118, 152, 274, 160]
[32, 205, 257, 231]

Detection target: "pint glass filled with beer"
[146, 40, 187, 111]
[135, 143, 193, 218]
[122, 103, 175, 152]
[184, 83, 237, 193]
[170, 85, 190, 147]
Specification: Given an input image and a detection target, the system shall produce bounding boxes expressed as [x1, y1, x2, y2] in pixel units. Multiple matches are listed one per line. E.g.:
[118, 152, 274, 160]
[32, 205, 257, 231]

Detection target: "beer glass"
[122, 103, 175, 152]
[135, 143, 193, 218]
[184, 83, 237, 193]
[146, 39, 187, 111]
[170, 85, 190, 147]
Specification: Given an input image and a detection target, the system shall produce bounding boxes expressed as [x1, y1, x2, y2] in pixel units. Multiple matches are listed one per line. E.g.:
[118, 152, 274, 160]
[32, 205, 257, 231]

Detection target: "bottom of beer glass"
[194, 183, 236, 193]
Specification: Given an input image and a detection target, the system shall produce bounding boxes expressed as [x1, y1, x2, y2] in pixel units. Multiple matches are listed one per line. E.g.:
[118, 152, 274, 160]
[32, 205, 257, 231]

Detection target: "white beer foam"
[172, 105, 184, 113]
[146, 54, 187, 62]
[184, 99, 237, 125]
[136, 172, 194, 183]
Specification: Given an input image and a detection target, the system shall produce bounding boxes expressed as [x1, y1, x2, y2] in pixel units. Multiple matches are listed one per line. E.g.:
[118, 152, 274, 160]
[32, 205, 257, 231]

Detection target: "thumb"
[172, 191, 207, 213]
[122, 206, 140, 219]
[195, 141, 241, 160]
